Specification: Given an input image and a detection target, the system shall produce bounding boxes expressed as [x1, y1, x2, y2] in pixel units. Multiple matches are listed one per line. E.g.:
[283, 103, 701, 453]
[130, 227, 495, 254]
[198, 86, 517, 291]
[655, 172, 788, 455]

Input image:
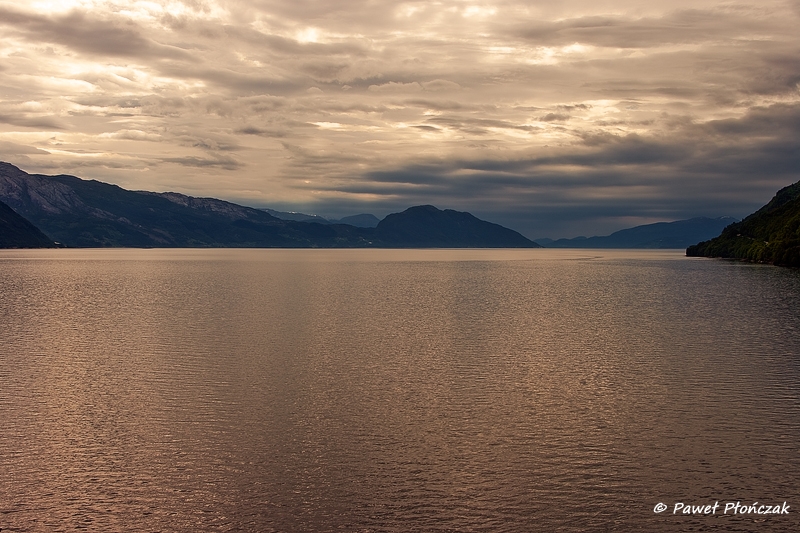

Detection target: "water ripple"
[1, 249, 798, 532]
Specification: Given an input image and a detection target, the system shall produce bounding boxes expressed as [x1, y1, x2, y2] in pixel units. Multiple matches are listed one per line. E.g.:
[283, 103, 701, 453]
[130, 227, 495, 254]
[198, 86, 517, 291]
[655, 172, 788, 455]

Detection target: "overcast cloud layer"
[1, 0, 798, 237]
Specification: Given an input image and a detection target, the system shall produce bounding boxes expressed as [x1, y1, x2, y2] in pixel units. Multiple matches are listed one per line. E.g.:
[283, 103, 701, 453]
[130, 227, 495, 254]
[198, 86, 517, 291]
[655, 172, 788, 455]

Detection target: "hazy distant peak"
[260, 208, 330, 223]
[335, 213, 380, 228]
[542, 217, 737, 249]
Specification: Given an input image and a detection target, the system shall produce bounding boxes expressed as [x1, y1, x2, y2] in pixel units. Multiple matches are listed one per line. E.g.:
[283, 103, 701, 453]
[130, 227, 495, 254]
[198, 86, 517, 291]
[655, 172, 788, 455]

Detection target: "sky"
[0, 0, 798, 238]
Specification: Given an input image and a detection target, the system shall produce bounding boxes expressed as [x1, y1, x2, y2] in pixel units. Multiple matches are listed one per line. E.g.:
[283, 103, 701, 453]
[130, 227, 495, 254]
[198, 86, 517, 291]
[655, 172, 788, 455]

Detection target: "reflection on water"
[1, 249, 798, 532]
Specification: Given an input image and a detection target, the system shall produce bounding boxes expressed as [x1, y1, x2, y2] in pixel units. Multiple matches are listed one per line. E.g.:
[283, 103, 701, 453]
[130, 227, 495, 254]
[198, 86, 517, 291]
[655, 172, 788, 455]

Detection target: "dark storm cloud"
[727, 44, 800, 96]
[311, 103, 800, 237]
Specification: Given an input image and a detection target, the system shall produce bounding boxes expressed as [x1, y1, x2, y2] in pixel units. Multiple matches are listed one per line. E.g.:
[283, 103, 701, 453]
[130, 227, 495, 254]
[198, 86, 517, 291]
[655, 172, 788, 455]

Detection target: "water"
[1, 249, 798, 532]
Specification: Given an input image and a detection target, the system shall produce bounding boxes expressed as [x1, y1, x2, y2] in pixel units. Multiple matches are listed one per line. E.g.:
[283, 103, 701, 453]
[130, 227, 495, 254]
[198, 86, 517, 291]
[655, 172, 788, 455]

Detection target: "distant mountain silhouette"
[334, 213, 380, 228]
[261, 210, 381, 228]
[687, 180, 800, 267]
[0, 162, 534, 248]
[260, 208, 332, 224]
[375, 205, 539, 247]
[539, 217, 736, 249]
[0, 198, 56, 248]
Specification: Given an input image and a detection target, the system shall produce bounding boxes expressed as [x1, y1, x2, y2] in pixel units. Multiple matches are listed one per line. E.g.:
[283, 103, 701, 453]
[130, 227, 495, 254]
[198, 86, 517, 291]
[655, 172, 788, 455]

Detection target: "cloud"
[513, 8, 791, 49]
[160, 155, 243, 170]
[424, 116, 540, 134]
[404, 99, 470, 111]
[99, 130, 163, 142]
[368, 82, 424, 93]
[0, 114, 67, 129]
[0, 7, 194, 61]
[300, 102, 800, 237]
[235, 126, 287, 138]
[0, 141, 50, 155]
[0, 0, 797, 237]
[422, 79, 461, 92]
[539, 113, 571, 122]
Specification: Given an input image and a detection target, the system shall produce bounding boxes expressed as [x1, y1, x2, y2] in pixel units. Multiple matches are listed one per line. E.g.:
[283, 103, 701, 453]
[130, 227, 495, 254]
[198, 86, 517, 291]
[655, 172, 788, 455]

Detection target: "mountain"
[687, 180, 800, 267]
[262, 210, 382, 228]
[374, 205, 539, 248]
[0, 162, 372, 248]
[539, 217, 737, 249]
[0, 162, 534, 249]
[0, 198, 56, 248]
[334, 213, 381, 228]
[260, 208, 332, 224]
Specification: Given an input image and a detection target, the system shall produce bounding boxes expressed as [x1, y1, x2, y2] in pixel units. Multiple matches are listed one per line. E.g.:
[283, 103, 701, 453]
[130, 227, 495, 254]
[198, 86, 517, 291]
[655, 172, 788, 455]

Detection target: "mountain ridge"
[538, 217, 737, 249]
[0, 162, 536, 249]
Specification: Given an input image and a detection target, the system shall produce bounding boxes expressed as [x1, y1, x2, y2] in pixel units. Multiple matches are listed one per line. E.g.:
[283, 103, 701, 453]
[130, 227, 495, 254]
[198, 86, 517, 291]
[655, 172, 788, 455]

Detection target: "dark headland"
[687, 180, 800, 267]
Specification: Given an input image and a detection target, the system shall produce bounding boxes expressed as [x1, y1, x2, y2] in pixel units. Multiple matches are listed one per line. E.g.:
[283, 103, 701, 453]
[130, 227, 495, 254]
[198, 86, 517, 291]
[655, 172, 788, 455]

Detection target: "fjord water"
[1, 249, 798, 532]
